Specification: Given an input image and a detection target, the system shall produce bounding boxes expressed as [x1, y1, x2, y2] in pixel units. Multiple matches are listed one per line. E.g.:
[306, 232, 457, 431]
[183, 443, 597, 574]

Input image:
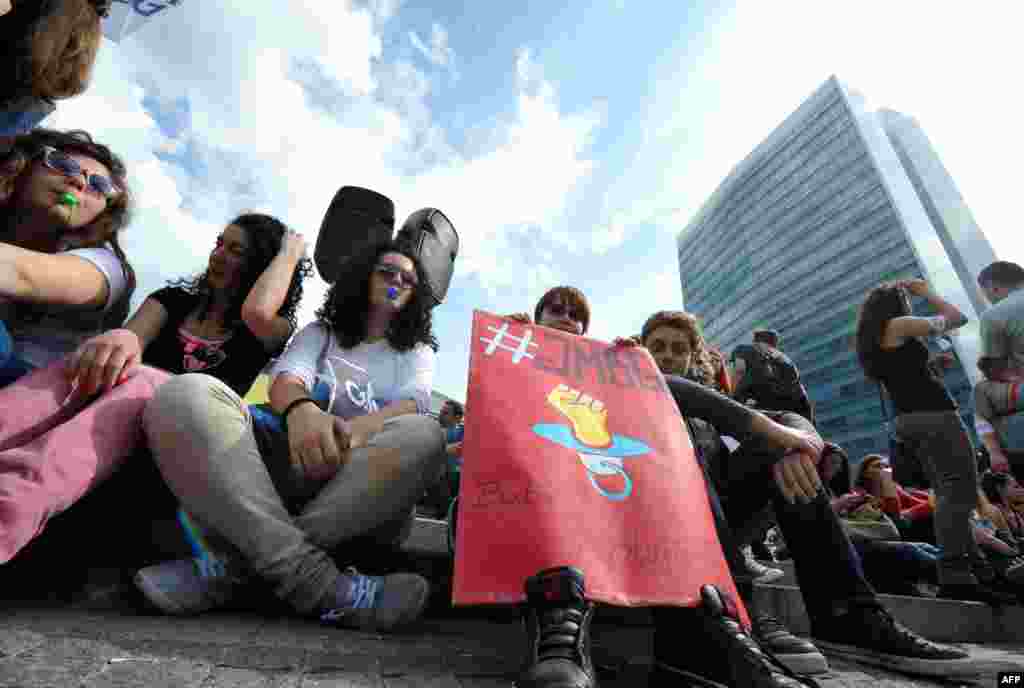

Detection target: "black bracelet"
[282, 397, 318, 428]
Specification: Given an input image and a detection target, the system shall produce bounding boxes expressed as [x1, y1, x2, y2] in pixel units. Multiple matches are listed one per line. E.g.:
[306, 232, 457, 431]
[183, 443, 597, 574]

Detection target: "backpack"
[744, 343, 800, 394]
[737, 343, 812, 421]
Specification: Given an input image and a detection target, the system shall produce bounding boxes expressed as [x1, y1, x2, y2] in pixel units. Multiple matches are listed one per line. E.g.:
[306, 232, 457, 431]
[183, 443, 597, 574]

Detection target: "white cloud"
[47, 2, 603, 329]
[409, 23, 455, 69]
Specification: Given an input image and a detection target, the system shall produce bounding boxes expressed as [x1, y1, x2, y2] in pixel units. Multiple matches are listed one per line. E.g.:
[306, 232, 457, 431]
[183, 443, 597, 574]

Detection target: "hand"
[990, 450, 1012, 474]
[773, 451, 823, 504]
[834, 493, 869, 513]
[899, 278, 930, 297]
[612, 336, 641, 348]
[344, 414, 381, 451]
[65, 328, 142, 396]
[281, 229, 308, 260]
[286, 403, 351, 480]
[774, 424, 824, 462]
[505, 312, 532, 325]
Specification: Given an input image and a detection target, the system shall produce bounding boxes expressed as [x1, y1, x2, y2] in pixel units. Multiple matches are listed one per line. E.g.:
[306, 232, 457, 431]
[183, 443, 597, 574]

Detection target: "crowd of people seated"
[3, 113, 1024, 687]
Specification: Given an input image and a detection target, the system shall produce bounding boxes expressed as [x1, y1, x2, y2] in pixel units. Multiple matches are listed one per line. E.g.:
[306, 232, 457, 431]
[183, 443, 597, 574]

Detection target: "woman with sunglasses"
[134, 238, 444, 632]
[1, 1, 110, 141]
[855, 278, 1022, 603]
[0, 212, 311, 573]
[1, 128, 133, 387]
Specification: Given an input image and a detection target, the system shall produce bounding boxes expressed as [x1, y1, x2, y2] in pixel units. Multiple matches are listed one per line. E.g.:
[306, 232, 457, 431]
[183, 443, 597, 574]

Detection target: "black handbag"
[878, 384, 930, 489]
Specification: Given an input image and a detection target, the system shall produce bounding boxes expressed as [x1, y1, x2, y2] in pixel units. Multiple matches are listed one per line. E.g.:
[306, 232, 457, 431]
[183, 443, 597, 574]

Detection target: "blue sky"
[53, 1, 1023, 401]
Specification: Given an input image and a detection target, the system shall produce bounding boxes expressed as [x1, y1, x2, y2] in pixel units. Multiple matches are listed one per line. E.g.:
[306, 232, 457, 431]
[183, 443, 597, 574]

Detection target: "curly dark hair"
[1, 128, 135, 328]
[855, 281, 912, 381]
[169, 213, 312, 331]
[316, 238, 439, 352]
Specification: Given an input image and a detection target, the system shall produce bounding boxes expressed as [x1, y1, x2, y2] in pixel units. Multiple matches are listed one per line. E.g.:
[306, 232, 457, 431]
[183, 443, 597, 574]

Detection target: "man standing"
[731, 329, 815, 426]
[978, 262, 1024, 371]
[976, 262, 1024, 475]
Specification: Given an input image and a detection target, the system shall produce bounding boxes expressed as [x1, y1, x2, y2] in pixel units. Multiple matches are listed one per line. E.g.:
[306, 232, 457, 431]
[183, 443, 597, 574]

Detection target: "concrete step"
[755, 582, 1024, 643]
[405, 516, 1024, 642]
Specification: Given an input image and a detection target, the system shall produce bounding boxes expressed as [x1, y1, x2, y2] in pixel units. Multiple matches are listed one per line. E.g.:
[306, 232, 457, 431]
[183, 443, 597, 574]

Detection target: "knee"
[142, 374, 244, 443]
[385, 414, 446, 468]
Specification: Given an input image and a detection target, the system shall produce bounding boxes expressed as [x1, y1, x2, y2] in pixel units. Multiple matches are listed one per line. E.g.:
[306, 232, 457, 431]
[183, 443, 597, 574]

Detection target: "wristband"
[282, 397, 318, 428]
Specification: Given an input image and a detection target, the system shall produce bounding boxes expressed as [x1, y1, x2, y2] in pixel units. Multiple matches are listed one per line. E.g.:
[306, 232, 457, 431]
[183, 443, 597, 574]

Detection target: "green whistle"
[59, 192, 79, 208]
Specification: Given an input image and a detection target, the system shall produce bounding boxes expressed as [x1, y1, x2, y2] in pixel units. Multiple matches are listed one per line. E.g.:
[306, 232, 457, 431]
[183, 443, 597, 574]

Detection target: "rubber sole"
[133, 569, 191, 616]
[813, 639, 980, 678]
[771, 649, 830, 675]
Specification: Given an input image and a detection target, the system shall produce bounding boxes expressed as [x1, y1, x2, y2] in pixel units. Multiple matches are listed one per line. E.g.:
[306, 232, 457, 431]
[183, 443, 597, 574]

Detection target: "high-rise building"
[676, 76, 996, 457]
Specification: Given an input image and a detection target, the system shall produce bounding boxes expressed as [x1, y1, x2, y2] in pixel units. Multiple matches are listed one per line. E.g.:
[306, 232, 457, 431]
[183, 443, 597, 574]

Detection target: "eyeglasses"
[543, 302, 582, 322]
[374, 263, 418, 289]
[39, 146, 119, 199]
[647, 339, 691, 357]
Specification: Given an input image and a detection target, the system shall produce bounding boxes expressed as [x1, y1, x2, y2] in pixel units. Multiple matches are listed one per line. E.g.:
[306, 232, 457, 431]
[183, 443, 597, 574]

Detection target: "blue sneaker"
[319, 567, 430, 632]
[134, 557, 246, 615]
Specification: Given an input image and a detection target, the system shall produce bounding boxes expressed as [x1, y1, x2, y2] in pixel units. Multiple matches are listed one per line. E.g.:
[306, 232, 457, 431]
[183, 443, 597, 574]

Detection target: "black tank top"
[875, 335, 956, 415]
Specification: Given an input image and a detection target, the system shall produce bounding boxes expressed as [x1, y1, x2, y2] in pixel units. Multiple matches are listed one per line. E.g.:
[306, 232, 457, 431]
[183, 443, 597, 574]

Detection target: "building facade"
[676, 76, 995, 457]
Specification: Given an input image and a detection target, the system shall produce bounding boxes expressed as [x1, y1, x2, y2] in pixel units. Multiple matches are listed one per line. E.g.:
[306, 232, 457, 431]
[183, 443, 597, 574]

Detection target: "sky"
[48, 0, 1024, 402]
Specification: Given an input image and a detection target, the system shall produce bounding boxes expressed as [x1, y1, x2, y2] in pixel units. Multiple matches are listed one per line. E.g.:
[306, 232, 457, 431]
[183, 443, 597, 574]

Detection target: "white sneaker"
[743, 545, 784, 584]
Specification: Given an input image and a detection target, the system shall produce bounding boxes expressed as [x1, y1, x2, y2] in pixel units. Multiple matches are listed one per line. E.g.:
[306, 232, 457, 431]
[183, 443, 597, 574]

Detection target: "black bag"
[746, 343, 800, 393]
[737, 343, 811, 420]
[396, 208, 459, 307]
[314, 190, 459, 308]
[314, 186, 395, 284]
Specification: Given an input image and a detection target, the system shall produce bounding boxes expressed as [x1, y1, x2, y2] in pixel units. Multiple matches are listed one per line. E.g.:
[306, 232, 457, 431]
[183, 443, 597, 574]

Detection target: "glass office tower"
[677, 76, 996, 457]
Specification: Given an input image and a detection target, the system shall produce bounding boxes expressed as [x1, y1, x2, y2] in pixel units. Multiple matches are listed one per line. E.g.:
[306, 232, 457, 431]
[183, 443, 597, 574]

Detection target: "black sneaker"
[655, 585, 819, 688]
[753, 614, 828, 675]
[937, 581, 1018, 606]
[812, 605, 977, 679]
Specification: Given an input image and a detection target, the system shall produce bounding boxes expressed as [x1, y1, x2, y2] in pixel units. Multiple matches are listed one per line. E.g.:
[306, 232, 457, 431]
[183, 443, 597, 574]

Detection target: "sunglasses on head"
[543, 302, 582, 322]
[374, 263, 418, 289]
[647, 339, 691, 356]
[39, 146, 119, 199]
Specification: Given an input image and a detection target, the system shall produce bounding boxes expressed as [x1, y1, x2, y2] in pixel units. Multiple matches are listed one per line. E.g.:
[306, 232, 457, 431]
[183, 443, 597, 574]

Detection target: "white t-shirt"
[270, 322, 435, 420]
[1, 246, 130, 369]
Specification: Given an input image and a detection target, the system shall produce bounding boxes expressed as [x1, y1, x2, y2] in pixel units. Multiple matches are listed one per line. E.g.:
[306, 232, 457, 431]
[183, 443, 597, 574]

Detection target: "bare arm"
[65, 297, 170, 395]
[884, 279, 966, 342]
[0, 243, 109, 308]
[240, 231, 306, 351]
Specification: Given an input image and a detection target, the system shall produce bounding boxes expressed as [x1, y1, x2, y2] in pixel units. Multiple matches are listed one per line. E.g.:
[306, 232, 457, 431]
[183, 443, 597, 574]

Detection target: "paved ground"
[0, 605, 1021, 688]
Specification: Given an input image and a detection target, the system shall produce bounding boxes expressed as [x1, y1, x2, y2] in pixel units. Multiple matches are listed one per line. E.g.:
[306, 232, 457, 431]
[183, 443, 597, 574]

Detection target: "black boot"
[517, 567, 596, 688]
[653, 585, 818, 688]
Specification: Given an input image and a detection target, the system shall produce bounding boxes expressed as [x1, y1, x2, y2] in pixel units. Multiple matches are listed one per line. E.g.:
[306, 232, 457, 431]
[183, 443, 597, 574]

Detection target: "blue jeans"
[0, 321, 34, 388]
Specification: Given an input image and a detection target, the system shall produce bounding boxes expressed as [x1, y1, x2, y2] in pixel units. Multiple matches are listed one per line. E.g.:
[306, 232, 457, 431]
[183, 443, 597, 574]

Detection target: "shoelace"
[320, 569, 381, 623]
[753, 613, 785, 636]
[726, 613, 818, 687]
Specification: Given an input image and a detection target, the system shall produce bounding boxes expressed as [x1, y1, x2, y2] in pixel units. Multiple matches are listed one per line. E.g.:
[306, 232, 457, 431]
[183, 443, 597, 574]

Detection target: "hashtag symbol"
[480, 323, 538, 364]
